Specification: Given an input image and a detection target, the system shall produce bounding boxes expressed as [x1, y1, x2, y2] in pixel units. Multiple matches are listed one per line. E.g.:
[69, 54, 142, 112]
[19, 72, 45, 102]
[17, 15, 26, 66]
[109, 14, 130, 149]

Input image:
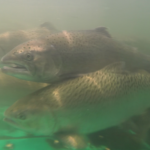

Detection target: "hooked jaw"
[3, 108, 22, 128]
[3, 108, 56, 135]
[1, 55, 33, 80]
[3, 113, 31, 132]
[3, 117, 19, 127]
[1, 54, 60, 83]
[3, 107, 33, 131]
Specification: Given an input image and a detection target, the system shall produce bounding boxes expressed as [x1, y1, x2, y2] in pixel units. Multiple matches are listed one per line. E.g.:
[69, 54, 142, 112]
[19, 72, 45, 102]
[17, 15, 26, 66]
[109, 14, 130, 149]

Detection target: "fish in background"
[1, 26, 150, 83]
[47, 125, 150, 150]
[4, 62, 150, 149]
[0, 21, 58, 65]
[121, 108, 150, 145]
[45, 126, 150, 150]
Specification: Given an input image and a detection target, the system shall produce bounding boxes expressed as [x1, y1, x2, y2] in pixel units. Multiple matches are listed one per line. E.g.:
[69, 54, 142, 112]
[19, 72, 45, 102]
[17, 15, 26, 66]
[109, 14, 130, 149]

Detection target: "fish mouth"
[1, 55, 28, 72]
[1, 62, 31, 77]
[2, 63, 27, 71]
[4, 117, 19, 127]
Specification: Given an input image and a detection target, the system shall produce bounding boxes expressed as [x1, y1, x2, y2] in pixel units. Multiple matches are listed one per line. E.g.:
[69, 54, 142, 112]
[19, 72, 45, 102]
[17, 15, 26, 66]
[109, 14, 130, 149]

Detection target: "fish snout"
[1, 53, 15, 67]
[4, 108, 27, 121]
[3, 108, 27, 126]
[1, 55, 8, 64]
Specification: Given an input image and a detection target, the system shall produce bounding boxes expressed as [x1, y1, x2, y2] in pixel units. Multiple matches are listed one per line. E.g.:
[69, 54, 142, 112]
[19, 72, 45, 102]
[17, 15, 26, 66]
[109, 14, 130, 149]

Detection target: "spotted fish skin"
[1, 27, 150, 83]
[4, 62, 150, 137]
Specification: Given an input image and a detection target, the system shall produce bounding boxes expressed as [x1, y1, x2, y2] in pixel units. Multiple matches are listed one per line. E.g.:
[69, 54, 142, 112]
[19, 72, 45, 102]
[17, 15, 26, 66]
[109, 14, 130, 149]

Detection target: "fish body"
[4, 62, 150, 136]
[1, 27, 150, 83]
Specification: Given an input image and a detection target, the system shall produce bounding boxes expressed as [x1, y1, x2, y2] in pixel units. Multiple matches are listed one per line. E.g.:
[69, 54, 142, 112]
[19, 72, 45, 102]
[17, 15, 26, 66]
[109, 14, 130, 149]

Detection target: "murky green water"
[0, 0, 150, 150]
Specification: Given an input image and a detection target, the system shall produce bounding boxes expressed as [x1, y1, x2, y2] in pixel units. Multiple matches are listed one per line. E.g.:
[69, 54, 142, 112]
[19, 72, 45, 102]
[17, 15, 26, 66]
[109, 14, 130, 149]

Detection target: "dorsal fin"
[40, 22, 58, 31]
[103, 62, 129, 74]
[94, 27, 111, 38]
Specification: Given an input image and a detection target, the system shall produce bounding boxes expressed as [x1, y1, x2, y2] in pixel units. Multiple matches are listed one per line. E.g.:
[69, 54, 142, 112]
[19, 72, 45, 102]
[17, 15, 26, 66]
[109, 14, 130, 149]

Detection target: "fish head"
[4, 94, 57, 135]
[1, 39, 62, 83]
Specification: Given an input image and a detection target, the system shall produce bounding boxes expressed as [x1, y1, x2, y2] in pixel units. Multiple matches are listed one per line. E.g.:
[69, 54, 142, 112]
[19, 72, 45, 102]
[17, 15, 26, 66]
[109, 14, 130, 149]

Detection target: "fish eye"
[25, 53, 33, 61]
[17, 113, 26, 120]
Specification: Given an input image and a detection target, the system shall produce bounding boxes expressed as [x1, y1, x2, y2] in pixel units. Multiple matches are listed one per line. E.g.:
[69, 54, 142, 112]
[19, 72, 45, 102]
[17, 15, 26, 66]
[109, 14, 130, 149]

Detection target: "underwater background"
[0, 0, 150, 150]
